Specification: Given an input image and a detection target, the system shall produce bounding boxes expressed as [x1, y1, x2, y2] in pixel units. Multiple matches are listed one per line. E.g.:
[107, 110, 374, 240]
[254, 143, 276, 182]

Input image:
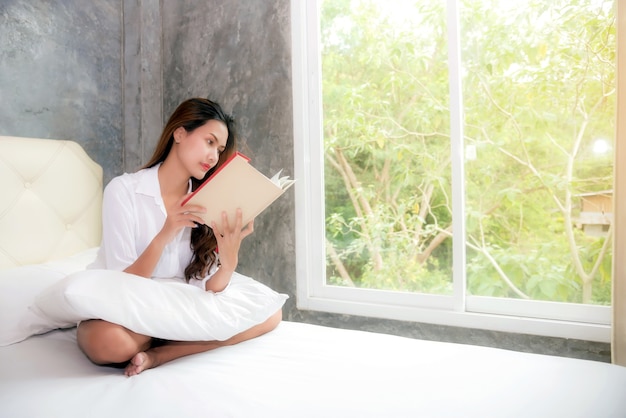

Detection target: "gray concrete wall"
[0, 0, 610, 363]
[122, 0, 163, 173]
[0, 0, 123, 184]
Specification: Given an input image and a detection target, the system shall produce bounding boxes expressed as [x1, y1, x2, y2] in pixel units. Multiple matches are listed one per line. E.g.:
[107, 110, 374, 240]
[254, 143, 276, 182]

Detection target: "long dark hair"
[144, 98, 237, 281]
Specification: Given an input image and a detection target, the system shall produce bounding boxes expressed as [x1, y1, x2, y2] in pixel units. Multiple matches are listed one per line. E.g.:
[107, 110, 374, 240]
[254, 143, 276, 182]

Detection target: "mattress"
[2, 137, 625, 418]
[1, 320, 625, 418]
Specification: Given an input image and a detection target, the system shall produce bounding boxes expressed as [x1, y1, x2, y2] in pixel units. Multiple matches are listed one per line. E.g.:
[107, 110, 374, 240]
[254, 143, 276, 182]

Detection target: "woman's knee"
[270, 308, 282, 328]
[77, 320, 150, 365]
[261, 308, 283, 334]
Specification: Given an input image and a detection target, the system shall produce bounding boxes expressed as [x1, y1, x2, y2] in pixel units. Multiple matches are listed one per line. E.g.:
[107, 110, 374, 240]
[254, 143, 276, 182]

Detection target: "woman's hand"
[211, 209, 254, 273]
[158, 194, 207, 245]
[124, 194, 206, 279]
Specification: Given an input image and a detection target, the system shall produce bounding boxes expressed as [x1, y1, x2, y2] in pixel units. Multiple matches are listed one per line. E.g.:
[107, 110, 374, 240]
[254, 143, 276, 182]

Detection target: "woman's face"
[175, 119, 229, 180]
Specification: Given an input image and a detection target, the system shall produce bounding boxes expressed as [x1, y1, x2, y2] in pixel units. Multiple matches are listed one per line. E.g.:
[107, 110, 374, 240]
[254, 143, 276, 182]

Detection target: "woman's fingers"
[211, 219, 223, 238]
[222, 210, 232, 233]
[178, 193, 208, 216]
[211, 209, 254, 239]
[210, 212, 229, 238]
[209, 210, 255, 272]
[233, 208, 243, 232]
[180, 204, 206, 215]
[177, 195, 207, 226]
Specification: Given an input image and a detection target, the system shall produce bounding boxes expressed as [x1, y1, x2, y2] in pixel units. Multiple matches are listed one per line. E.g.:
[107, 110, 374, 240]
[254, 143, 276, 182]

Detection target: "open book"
[181, 152, 295, 228]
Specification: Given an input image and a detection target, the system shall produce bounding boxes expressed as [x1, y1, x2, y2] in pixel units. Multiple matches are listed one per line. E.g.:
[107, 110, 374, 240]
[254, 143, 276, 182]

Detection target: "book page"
[270, 169, 296, 189]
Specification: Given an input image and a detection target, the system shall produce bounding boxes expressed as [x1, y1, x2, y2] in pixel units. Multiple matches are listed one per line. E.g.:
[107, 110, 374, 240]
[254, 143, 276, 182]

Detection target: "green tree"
[321, 0, 615, 304]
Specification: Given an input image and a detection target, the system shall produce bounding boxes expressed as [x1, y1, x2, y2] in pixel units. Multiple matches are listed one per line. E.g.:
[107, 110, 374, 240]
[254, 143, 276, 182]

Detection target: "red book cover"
[181, 152, 294, 228]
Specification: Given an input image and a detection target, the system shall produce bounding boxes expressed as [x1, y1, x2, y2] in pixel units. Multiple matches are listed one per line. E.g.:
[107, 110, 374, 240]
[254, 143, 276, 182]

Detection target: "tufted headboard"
[0, 136, 103, 269]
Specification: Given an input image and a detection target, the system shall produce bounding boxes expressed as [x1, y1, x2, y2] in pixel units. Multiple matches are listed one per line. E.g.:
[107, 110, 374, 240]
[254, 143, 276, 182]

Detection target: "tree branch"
[326, 239, 355, 287]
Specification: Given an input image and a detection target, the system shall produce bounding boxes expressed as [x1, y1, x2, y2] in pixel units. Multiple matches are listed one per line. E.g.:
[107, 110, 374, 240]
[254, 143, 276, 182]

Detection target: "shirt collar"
[135, 163, 162, 200]
[135, 163, 193, 202]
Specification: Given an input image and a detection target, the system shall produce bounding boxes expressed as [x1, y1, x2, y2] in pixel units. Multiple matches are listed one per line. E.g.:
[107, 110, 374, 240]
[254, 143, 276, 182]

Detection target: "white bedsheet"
[1, 321, 625, 418]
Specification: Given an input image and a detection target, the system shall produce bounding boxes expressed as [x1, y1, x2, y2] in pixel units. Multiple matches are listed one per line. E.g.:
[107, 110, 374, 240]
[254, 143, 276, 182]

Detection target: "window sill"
[296, 294, 611, 343]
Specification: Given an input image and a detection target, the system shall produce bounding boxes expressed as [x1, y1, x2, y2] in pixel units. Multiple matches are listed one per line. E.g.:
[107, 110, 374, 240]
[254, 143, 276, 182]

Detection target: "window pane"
[321, 0, 453, 294]
[462, 0, 615, 304]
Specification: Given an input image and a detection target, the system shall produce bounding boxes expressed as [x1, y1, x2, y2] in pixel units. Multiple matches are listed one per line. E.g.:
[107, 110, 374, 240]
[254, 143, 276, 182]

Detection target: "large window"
[292, 0, 617, 341]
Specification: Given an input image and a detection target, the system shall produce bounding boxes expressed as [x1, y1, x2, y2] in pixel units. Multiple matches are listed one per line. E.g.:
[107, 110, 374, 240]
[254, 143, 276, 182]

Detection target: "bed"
[1, 136, 626, 418]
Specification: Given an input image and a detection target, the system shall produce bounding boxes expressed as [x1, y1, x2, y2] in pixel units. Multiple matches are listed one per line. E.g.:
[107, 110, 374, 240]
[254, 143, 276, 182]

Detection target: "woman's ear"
[174, 127, 186, 144]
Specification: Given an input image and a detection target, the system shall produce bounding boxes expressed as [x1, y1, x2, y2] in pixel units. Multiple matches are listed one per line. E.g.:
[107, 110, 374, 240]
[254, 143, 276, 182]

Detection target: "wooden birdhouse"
[574, 190, 613, 237]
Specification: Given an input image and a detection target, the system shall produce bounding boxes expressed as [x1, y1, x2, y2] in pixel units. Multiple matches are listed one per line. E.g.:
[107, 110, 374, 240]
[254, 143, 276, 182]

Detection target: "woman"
[77, 98, 282, 376]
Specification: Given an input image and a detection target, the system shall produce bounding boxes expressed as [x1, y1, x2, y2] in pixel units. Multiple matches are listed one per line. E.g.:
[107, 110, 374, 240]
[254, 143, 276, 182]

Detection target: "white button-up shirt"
[90, 163, 216, 289]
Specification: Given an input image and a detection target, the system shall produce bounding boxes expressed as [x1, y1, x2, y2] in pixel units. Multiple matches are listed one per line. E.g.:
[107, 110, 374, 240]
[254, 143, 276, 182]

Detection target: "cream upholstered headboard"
[0, 136, 103, 269]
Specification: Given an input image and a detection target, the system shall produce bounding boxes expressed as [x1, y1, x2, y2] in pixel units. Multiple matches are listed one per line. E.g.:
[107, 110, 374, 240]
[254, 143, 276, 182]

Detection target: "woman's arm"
[124, 194, 207, 278]
[205, 209, 254, 292]
[122, 234, 168, 278]
[98, 177, 142, 271]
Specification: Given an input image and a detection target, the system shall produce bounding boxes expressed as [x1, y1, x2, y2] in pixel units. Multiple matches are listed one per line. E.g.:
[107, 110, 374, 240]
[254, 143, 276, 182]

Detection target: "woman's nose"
[208, 147, 219, 163]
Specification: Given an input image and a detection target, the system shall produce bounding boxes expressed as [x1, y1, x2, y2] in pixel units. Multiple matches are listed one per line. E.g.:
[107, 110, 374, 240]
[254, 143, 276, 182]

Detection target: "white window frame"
[291, 0, 612, 343]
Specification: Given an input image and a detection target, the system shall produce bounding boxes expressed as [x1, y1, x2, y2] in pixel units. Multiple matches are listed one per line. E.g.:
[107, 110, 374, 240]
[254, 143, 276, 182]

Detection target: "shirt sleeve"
[99, 176, 139, 271]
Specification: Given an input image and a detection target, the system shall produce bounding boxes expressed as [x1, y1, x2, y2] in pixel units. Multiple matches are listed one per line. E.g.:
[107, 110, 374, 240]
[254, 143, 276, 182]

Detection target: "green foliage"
[321, 0, 615, 304]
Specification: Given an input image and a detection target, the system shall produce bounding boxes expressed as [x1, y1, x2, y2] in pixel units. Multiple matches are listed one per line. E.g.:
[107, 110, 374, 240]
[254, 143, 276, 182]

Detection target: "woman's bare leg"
[125, 309, 283, 376]
[77, 319, 152, 365]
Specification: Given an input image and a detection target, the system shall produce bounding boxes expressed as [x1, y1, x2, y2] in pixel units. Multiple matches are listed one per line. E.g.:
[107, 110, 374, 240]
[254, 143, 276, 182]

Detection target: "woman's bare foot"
[125, 352, 154, 377]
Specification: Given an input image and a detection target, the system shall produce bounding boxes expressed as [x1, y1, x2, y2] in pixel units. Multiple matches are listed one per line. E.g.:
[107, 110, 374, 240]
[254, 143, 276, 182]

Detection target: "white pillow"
[29, 269, 288, 342]
[0, 248, 99, 346]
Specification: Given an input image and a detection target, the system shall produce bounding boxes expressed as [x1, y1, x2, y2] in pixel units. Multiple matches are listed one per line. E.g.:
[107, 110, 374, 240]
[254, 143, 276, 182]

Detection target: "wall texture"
[122, 0, 163, 172]
[0, 0, 123, 185]
[0, 0, 610, 362]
